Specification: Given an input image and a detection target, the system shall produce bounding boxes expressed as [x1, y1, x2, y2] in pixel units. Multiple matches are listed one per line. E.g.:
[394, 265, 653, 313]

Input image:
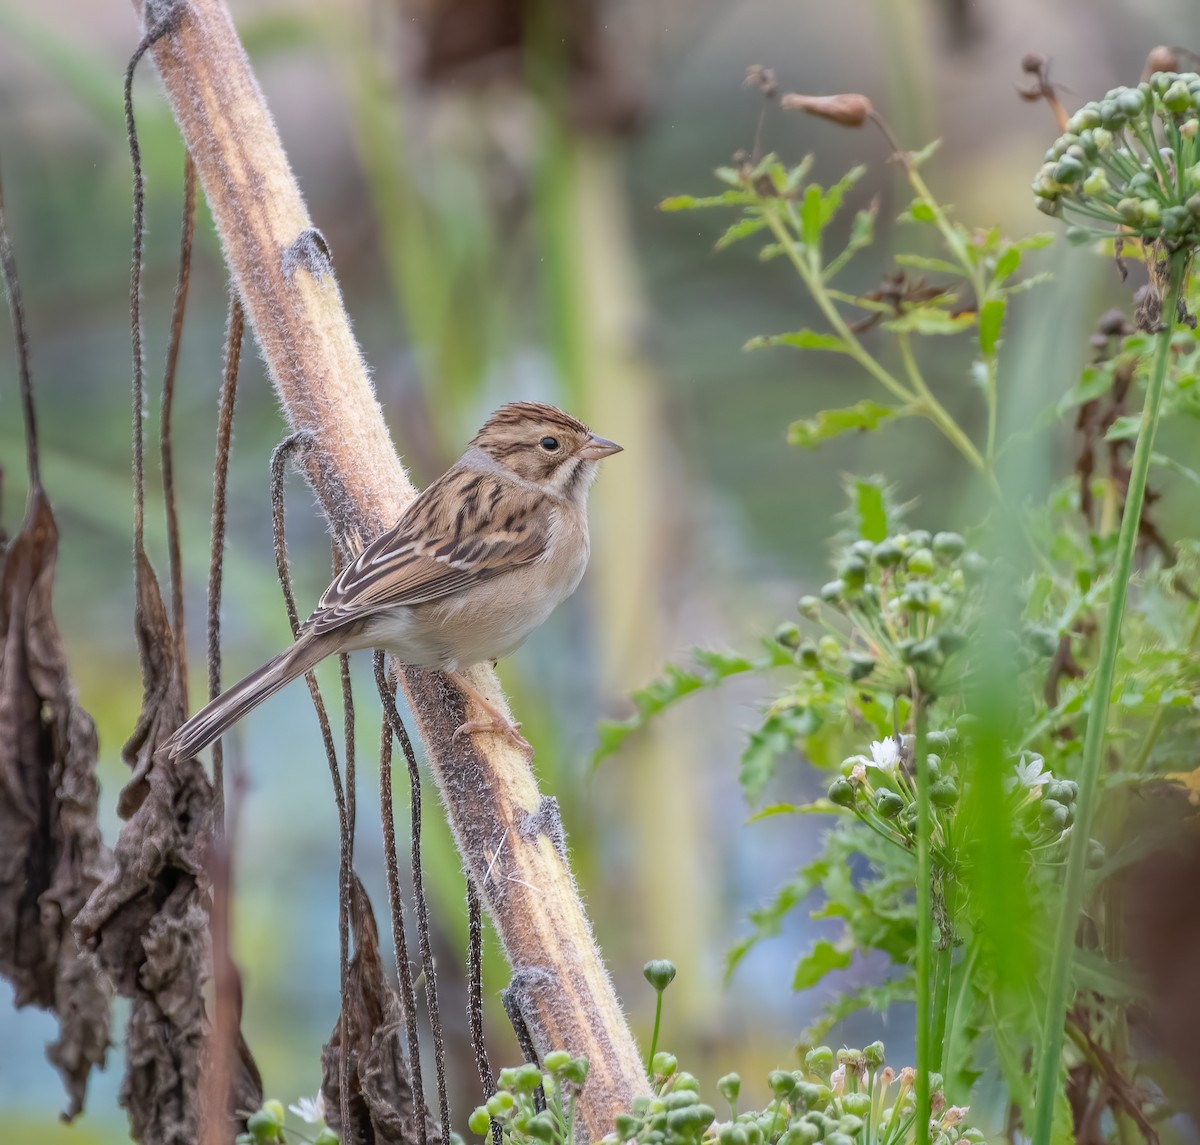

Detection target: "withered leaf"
[321, 877, 442, 1145]
[75, 553, 261, 1143]
[0, 487, 113, 1119]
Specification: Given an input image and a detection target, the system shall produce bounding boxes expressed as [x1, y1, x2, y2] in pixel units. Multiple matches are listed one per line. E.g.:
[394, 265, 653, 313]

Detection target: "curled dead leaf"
[781, 91, 874, 127]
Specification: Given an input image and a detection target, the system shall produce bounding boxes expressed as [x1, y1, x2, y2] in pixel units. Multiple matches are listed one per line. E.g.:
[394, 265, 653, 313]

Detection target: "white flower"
[289, 1093, 326, 1124]
[1007, 752, 1051, 792]
[867, 737, 901, 775]
[829, 1064, 845, 1095]
[851, 763, 867, 783]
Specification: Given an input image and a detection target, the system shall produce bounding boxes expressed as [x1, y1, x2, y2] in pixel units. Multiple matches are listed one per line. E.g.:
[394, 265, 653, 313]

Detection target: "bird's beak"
[578, 433, 623, 461]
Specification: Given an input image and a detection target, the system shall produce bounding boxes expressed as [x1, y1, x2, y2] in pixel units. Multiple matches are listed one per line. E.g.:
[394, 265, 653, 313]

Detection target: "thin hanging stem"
[1030, 251, 1190, 1145]
[207, 291, 243, 832]
[163, 152, 197, 690]
[0, 169, 40, 491]
[468, 880, 503, 1145]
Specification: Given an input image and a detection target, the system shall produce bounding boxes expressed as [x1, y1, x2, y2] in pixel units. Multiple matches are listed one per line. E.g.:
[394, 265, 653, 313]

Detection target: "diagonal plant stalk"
[1030, 249, 1190, 1145]
[127, 0, 649, 1135]
[910, 688, 932, 1145]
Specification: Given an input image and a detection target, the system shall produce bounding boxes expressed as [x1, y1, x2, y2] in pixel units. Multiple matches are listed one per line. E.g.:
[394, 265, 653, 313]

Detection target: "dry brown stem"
[130, 0, 647, 1134]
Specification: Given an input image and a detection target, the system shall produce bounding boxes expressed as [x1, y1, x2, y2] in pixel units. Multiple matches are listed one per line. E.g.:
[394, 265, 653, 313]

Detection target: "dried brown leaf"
[321, 878, 442, 1145]
[0, 488, 113, 1119]
[781, 91, 874, 127]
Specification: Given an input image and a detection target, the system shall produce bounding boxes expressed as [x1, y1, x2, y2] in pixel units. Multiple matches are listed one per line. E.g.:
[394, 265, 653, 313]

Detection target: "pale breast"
[357, 503, 590, 672]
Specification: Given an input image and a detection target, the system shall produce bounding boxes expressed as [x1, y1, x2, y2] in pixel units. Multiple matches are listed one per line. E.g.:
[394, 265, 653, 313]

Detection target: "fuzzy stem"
[1030, 250, 1189, 1145]
[131, 0, 648, 1134]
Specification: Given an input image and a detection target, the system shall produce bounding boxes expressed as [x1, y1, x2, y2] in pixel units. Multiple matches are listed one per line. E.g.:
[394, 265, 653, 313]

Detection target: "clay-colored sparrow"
[161, 401, 621, 761]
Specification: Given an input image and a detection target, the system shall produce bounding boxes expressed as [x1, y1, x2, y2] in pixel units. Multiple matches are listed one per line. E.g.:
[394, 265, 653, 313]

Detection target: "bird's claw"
[452, 716, 535, 760]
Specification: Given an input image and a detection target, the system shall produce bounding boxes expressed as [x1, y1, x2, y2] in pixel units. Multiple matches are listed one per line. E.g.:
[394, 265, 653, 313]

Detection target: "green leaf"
[714, 217, 766, 250]
[787, 401, 901, 449]
[854, 479, 889, 543]
[992, 246, 1021, 284]
[745, 330, 848, 353]
[893, 253, 964, 277]
[1012, 231, 1055, 252]
[659, 192, 750, 211]
[979, 297, 1006, 356]
[906, 199, 937, 224]
[882, 307, 974, 335]
[800, 184, 823, 251]
[1057, 365, 1114, 413]
[1105, 414, 1142, 441]
[907, 139, 943, 167]
[800, 974, 915, 1044]
[725, 871, 820, 979]
[822, 166, 866, 221]
[792, 938, 853, 991]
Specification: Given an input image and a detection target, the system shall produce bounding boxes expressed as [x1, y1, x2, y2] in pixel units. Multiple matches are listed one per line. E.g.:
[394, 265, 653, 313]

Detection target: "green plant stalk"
[912, 691, 932, 1145]
[646, 990, 664, 1077]
[1030, 250, 1189, 1145]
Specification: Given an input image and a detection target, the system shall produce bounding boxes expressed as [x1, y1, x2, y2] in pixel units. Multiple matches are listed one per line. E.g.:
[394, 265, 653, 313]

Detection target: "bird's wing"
[304, 468, 549, 635]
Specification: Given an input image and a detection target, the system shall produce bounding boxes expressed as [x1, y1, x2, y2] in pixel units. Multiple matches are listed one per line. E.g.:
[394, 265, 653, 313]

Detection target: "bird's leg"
[448, 671, 535, 760]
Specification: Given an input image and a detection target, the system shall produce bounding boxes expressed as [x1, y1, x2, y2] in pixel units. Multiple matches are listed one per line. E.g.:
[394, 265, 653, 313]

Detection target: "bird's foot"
[452, 715, 534, 760]
[448, 671, 535, 759]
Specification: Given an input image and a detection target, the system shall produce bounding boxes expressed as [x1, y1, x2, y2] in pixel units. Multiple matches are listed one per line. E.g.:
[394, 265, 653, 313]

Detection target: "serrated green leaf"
[979, 297, 1006, 356]
[725, 871, 820, 979]
[787, 401, 901, 449]
[1057, 365, 1114, 414]
[1012, 231, 1056, 252]
[800, 974, 915, 1044]
[792, 938, 853, 991]
[822, 165, 866, 221]
[746, 329, 848, 353]
[1105, 414, 1142, 441]
[659, 192, 749, 212]
[882, 307, 974, 335]
[714, 216, 766, 250]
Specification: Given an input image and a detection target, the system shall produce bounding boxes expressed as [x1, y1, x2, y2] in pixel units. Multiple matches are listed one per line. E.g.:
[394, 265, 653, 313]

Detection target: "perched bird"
[160, 401, 621, 762]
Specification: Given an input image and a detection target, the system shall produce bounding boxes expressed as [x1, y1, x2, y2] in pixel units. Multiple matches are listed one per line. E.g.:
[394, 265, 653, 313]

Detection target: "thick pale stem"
[131, 0, 647, 1134]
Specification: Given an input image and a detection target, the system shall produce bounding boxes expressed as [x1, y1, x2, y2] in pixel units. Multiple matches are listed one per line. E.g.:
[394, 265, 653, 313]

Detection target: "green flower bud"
[527, 1112, 557, 1142]
[1188, 193, 1200, 218]
[818, 635, 841, 662]
[839, 556, 868, 588]
[247, 1111, 281, 1142]
[717, 1073, 741, 1107]
[1184, 119, 1200, 139]
[908, 529, 932, 549]
[872, 539, 903, 567]
[1117, 88, 1146, 115]
[962, 1132, 986, 1144]
[1067, 107, 1102, 133]
[799, 641, 820, 669]
[850, 539, 875, 560]
[838, 1111, 867, 1132]
[847, 653, 876, 682]
[930, 779, 959, 808]
[543, 1049, 572, 1073]
[937, 631, 966, 656]
[901, 581, 932, 612]
[864, 1040, 886, 1067]
[1098, 100, 1124, 128]
[775, 622, 802, 650]
[1053, 157, 1085, 184]
[616, 1114, 641, 1139]
[805, 1045, 834, 1078]
[779, 1129, 810, 1145]
[1041, 799, 1069, 829]
[828, 778, 856, 808]
[1065, 226, 1092, 245]
[727, 1127, 749, 1145]
[798, 595, 821, 619]
[1088, 838, 1106, 867]
[826, 1134, 855, 1145]
[469, 1108, 494, 1136]
[262, 1101, 285, 1126]
[926, 730, 953, 751]
[1082, 168, 1111, 197]
[653, 1051, 680, 1077]
[314, 1130, 339, 1145]
[925, 754, 942, 780]
[768, 1069, 798, 1096]
[794, 1080, 824, 1110]
[487, 1092, 515, 1116]
[1164, 80, 1193, 114]
[562, 1058, 589, 1086]
[907, 547, 936, 575]
[876, 791, 905, 819]
[665, 1092, 697, 1111]
[643, 961, 677, 992]
[1092, 127, 1113, 149]
[1117, 197, 1145, 225]
[1140, 198, 1162, 227]
[515, 1063, 544, 1092]
[820, 580, 843, 604]
[930, 531, 965, 559]
[1036, 197, 1063, 217]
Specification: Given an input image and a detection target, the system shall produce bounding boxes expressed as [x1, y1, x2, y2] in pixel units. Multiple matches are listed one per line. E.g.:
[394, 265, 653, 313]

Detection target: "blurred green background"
[0, 0, 1195, 1140]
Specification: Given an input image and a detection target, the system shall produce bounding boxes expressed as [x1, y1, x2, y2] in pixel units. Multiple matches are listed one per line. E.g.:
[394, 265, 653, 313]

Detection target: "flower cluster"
[1031, 72, 1200, 249]
[786, 529, 985, 696]
[468, 1052, 590, 1145]
[237, 1095, 336, 1145]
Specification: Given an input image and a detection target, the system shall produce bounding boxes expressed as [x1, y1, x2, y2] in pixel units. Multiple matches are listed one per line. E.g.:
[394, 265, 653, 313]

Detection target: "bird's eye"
[539, 436, 560, 451]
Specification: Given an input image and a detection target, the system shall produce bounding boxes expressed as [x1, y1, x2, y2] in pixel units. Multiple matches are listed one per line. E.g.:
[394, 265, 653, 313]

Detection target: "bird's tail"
[160, 633, 331, 761]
